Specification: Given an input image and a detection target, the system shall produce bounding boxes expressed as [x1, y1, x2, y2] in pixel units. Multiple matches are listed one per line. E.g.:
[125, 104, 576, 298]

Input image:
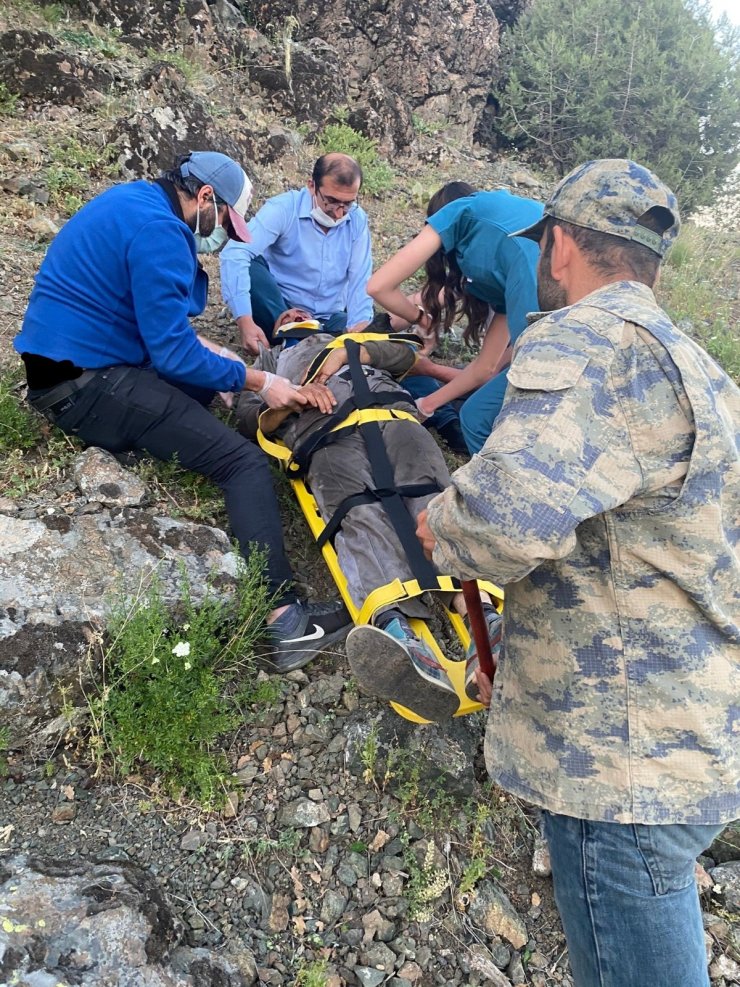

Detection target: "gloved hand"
[414, 396, 433, 422]
[259, 371, 307, 411]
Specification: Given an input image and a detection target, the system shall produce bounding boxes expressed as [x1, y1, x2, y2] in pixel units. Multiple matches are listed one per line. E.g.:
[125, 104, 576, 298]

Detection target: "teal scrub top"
[426, 189, 543, 341]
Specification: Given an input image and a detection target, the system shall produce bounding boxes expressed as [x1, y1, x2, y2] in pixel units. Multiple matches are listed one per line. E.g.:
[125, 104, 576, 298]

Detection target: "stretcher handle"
[461, 579, 495, 680]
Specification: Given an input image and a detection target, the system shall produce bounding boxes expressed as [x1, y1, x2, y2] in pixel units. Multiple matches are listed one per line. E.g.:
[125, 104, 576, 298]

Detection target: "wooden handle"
[461, 579, 495, 680]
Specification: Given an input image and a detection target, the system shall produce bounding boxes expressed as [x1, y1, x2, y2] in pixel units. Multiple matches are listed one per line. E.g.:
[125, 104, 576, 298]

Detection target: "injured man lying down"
[234, 308, 501, 722]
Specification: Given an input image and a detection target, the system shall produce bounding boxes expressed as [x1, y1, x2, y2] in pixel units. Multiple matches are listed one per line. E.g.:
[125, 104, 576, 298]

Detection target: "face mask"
[193, 198, 229, 254]
[310, 202, 350, 228]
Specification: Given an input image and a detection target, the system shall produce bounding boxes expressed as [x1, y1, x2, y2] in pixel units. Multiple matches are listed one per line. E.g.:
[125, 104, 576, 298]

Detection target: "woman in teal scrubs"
[367, 183, 543, 453]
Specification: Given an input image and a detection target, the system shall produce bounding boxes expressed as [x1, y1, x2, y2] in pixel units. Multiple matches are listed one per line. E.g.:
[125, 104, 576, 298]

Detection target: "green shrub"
[46, 136, 116, 214]
[0, 365, 42, 455]
[294, 959, 329, 987]
[0, 82, 18, 117]
[496, 0, 740, 211]
[59, 27, 123, 58]
[316, 123, 394, 197]
[91, 555, 275, 806]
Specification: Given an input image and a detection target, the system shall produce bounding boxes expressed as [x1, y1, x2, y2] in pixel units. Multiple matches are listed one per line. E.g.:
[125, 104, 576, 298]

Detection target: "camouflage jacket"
[427, 281, 740, 824]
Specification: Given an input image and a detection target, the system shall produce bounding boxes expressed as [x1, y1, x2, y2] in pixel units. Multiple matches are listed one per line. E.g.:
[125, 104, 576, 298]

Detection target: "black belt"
[29, 369, 99, 413]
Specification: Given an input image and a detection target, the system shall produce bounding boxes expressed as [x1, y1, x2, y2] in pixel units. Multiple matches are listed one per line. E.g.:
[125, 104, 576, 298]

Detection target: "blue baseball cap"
[180, 151, 253, 242]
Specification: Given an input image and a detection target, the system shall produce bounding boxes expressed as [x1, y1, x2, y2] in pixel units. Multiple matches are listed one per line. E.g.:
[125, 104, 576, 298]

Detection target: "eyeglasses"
[316, 186, 358, 214]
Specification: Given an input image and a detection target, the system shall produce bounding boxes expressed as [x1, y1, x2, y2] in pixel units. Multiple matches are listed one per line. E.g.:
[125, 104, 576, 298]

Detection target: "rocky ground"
[1, 2, 740, 985]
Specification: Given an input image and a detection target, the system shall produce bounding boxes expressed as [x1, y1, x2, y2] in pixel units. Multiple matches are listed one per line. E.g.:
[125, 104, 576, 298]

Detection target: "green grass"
[659, 223, 740, 381]
[0, 364, 42, 456]
[133, 454, 225, 525]
[59, 27, 123, 58]
[294, 959, 329, 987]
[46, 136, 116, 215]
[88, 556, 276, 806]
[0, 82, 18, 117]
[316, 122, 394, 197]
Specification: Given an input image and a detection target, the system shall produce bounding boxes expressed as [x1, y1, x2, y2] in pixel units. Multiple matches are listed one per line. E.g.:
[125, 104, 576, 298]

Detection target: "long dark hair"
[420, 181, 490, 346]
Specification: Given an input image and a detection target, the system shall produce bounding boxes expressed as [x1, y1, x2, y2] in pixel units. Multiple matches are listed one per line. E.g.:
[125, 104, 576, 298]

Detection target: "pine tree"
[496, 0, 740, 211]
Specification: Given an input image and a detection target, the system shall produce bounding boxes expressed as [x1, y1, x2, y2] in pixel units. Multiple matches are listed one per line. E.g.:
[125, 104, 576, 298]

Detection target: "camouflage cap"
[511, 159, 680, 257]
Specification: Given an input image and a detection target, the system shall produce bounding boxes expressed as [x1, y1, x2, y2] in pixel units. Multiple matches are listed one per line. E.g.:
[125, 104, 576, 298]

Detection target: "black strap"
[316, 483, 440, 548]
[342, 339, 441, 589]
[290, 391, 406, 475]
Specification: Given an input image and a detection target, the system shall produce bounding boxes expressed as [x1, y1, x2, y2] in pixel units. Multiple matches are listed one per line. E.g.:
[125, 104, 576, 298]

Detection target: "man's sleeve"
[427, 325, 642, 585]
[220, 197, 287, 319]
[344, 214, 373, 325]
[128, 220, 246, 392]
[363, 339, 417, 377]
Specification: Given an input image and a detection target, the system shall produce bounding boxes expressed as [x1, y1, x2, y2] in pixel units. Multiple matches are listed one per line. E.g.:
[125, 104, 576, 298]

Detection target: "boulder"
[0, 852, 257, 986]
[0, 496, 239, 750]
[244, 0, 500, 148]
[0, 29, 116, 107]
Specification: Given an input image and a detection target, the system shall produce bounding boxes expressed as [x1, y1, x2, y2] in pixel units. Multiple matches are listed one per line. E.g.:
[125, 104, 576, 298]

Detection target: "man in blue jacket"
[14, 151, 351, 671]
[220, 153, 373, 354]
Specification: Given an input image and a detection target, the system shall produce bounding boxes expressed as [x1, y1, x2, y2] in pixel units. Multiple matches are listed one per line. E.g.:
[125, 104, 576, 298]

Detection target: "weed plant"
[0, 364, 42, 455]
[659, 223, 740, 381]
[134, 454, 225, 525]
[90, 555, 275, 806]
[316, 122, 394, 197]
[46, 136, 116, 215]
[0, 82, 18, 116]
[294, 959, 329, 987]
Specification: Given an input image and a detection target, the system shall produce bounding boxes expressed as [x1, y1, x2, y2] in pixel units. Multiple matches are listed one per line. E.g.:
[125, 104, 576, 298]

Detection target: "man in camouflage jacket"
[418, 159, 740, 987]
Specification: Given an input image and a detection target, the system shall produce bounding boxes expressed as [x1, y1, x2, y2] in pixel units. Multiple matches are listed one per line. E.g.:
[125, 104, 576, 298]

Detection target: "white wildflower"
[184, 661, 192, 671]
[172, 641, 191, 658]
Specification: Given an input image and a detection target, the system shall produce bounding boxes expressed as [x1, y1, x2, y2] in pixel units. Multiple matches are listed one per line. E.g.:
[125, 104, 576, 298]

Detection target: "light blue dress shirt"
[220, 187, 373, 326]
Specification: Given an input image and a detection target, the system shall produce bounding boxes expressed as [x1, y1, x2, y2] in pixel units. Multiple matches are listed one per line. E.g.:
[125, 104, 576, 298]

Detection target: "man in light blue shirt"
[220, 153, 373, 354]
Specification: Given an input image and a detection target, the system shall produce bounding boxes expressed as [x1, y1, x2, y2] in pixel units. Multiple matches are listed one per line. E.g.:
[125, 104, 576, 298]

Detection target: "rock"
[267, 893, 291, 931]
[468, 881, 528, 949]
[180, 829, 206, 851]
[279, 797, 331, 828]
[709, 953, 740, 982]
[74, 447, 149, 506]
[110, 66, 250, 180]
[171, 943, 259, 984]
[0, 29, 115, 106]
[531, 830, 551, 877]
[362, 908, 396, 943]
[25, 216, 60, 241]
[51, 803, 76, 824]
[397, 961, 423, 982]
[222, 792, 239, 819]
[0, 853, 247, 985]
[709, 820, 740, 864]
[320, 889, 349, 926]
[0, 510, 239, 749]
[345, 709, 483, 799]
[355, 967, 385, 987]
[709, 861, 740, 913]
[241, 0, 500, 151]
[468, 945, 512, 986]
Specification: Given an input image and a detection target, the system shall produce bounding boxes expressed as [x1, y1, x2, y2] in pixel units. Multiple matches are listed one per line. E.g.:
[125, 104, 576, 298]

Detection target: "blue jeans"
[401, 374, 461, 431]
[543, 812, 722, 987]
[459, 366, 510, 453]
[250, 256, 347, 340]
